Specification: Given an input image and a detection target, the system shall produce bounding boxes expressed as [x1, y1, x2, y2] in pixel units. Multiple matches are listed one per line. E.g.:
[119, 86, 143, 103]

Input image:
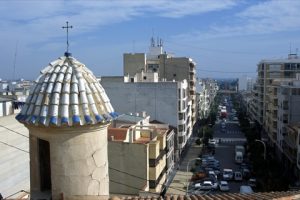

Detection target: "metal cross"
[62, 21, 73, 53]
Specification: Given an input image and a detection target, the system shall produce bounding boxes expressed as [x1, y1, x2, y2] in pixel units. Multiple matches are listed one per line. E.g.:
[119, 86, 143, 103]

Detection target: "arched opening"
[38, 139, 51, 191]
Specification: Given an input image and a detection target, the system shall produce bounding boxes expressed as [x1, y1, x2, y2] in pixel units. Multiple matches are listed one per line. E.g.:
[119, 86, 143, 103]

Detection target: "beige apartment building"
[123, 38, 197, 125]
[283, 123, 300, 179]
[249, 54, 300, 135]
[108, 114, 173, 195]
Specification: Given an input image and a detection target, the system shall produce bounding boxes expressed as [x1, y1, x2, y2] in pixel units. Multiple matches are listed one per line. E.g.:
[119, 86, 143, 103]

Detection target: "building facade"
[196, 79, 218, 120]
[123, 38, 197, 125]
[249, 54, 300, 128]
[108, 114, 173, 195]
[101, 76, 191, 161]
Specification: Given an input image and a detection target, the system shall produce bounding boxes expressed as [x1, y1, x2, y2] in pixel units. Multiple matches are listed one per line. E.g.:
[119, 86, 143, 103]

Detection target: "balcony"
[190, 90, 195, 95]
[189, 67, 196, 74]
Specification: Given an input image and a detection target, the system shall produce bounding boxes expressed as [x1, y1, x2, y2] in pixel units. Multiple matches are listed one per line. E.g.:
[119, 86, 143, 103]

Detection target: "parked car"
[202, 155, 215, 160]
[208, 139, 218, 147]
[191, 172, 207, 181]
[219, 181, 230, 192]
[234, 171, 243, 181]
[223, 169, 233, 180]
[202, 159, 220, 168]
[240, 185, 254, 194]
[195, 181, 218, 190]
[242, 168, 251, 179]
[248, 178, 257, 187]
[208, 171, 218, 180]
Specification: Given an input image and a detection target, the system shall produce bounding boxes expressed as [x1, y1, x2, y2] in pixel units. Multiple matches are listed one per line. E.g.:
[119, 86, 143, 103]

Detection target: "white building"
[123, 38, 197, 125]
[277, 77, 300, 153]
[100, 74, 191, 161]
[238, 75, 254, 91]
[196, 79, 218, 120]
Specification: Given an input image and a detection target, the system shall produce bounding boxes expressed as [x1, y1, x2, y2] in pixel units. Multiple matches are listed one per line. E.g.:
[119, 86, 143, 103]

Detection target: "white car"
[223, 169, 233, 180]
[195, 181, 218, 190]
[219, 181, 230, 191]
[234, 171, 243, 181]
[208, 139, 218, 147]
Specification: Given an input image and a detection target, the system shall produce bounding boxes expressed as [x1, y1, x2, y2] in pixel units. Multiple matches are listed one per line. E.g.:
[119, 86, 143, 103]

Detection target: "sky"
[1, 0, 300, 80]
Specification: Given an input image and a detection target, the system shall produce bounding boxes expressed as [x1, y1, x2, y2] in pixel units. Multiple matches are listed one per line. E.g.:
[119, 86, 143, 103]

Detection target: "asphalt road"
[213, 120, 249, 193]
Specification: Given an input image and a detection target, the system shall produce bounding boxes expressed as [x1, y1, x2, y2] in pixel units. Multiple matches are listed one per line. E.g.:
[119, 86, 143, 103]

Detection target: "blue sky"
[1, 0, 300, 80]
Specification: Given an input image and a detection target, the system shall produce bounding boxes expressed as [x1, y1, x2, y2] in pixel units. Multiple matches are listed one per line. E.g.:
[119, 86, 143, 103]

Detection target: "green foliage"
[190, 167, 196, 173]
[195, 138, 202, 145]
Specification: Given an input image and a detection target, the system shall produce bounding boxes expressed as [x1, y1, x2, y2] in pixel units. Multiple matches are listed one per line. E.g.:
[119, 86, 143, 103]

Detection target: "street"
[213, 120, 248, 193]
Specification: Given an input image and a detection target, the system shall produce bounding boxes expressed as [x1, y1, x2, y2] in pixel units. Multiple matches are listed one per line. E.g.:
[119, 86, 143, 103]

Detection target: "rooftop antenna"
[62, 21, 73, 57]
[290, 42, 292, 54]
[12, 41, 18, 81]
[151, 28, 155, 47]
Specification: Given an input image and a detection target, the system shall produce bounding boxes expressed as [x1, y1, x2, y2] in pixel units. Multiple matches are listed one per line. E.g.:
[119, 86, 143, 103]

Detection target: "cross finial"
[62, 21, 73, 55]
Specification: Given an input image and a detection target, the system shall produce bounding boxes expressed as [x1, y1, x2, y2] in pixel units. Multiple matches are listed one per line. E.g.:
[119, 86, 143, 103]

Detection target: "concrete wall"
[290, 96, 300, 123]
[0, 115, 29, 198]
[101, 77, 178, 127]
[159, 57, 190, 82]
[124, 53, 146, 77]
[0, 100, 13, 117]
[108, 141, 148, 195]
[28, 125, 110, 200]
[0, 102, 2, 117]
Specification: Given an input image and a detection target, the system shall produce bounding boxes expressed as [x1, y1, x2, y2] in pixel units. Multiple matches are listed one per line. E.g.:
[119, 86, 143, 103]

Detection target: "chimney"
[110, 135, 114, 141]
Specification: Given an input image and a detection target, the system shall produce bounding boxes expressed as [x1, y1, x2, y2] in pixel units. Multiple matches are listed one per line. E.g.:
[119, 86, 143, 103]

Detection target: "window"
[143, 76, 147, 80]
[178, 136, 183, 144]
[178, 125, 184, 132]
[179, 113, 185, 120]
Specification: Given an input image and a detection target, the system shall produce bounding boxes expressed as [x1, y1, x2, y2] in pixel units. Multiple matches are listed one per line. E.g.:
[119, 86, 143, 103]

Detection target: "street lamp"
[255, 139, 266, 160]
[186, 158, 201, 195]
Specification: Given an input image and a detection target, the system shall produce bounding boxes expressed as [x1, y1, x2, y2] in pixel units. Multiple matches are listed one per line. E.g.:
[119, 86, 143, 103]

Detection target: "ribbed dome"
[16, 55, 118, 127]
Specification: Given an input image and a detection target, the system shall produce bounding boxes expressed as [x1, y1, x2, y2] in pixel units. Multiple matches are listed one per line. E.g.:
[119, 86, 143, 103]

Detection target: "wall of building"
[290, 96, 300, 123]
[123, 53, 146, 77]
[159, 57, 189, 81]
[0, 115, 29, 198]
[28, 125, 109, 200]
[108, 141, 148, 195]
[101, 77, 178, 127]
[0, 100, 13, 117]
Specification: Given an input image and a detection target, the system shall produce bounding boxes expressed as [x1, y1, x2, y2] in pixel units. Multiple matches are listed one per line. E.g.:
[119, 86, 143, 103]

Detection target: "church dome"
[16, 55, 117, 127]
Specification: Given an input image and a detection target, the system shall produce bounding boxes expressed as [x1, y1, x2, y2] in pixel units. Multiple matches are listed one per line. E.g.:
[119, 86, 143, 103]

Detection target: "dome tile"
[16, 55, 117, 127]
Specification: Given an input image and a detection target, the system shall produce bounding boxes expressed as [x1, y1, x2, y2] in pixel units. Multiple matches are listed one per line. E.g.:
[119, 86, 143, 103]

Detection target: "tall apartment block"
[123, 38, 197, 125]
[249, 54, 300, 129]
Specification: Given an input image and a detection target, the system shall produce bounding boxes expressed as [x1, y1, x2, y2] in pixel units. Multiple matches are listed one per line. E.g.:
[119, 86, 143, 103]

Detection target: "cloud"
[157, 0, 238, 18]
[0, 0, 239, 41]
[172, 0, 300, 41]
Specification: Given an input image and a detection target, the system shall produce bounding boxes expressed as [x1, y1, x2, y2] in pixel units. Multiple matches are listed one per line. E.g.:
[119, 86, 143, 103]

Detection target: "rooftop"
[110, 190, 300, 200]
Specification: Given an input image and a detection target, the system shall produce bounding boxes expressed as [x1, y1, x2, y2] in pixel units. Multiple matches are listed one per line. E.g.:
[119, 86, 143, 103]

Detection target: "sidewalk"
[166, 139, 203, 195]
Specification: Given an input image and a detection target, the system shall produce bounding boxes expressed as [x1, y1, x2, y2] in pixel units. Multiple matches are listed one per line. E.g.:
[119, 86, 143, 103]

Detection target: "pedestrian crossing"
[225, 130, 242, 134]
[214, 137, 246, 143]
